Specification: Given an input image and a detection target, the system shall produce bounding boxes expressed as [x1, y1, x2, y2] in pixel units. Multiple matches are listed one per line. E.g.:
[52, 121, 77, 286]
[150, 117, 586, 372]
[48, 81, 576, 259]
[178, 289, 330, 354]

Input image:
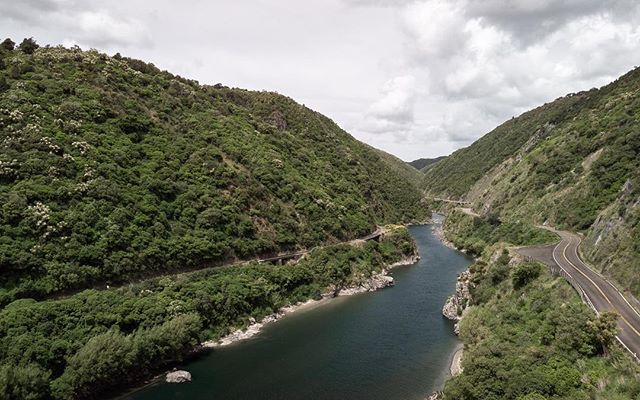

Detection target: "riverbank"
[449, 344, 463, 376]
[203, 254, 420, 348]
[431, 214, 469, 399]
[424, 344, 464, 400]
[125, 224, 471, 400]
[432, 222, 457, 250]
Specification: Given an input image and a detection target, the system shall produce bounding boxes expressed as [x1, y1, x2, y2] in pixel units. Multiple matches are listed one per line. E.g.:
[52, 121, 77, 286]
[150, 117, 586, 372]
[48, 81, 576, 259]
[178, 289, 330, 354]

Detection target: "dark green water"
[124, 224, 471, 400]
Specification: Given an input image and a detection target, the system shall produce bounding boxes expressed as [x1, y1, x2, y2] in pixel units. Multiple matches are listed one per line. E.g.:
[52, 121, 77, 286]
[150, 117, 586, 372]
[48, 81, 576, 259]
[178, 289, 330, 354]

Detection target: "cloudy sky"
[3, 0, 640, 160]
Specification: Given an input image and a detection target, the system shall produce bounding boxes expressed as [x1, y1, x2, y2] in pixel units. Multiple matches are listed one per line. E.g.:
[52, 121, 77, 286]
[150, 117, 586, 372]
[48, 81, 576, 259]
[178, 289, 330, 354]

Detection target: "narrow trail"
[46, 227, 386, 302]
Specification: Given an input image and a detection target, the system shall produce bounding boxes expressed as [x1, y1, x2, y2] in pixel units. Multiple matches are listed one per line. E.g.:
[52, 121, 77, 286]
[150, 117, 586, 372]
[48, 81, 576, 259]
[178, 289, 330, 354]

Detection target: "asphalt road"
[520, 230, 640, 361]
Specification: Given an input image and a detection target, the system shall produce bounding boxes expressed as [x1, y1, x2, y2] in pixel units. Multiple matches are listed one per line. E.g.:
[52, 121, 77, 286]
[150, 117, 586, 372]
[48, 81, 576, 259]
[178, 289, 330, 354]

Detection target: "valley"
[1, 33, 640, 400]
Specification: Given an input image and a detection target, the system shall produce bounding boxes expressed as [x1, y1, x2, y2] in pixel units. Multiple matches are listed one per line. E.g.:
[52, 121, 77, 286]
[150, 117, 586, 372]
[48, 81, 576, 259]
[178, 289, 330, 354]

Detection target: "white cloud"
[368, 75, 417, 124]
[354, 0, 640, 155]
[2, 0, 640, 160]
[2, 0, 150, 49]
[72, 10, 151, 47]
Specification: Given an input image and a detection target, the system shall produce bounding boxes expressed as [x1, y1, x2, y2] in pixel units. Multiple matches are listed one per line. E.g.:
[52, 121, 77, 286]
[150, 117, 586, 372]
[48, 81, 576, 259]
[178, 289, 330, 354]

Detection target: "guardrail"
[547, 263, 597, 312]
[533, 255, 640, 363]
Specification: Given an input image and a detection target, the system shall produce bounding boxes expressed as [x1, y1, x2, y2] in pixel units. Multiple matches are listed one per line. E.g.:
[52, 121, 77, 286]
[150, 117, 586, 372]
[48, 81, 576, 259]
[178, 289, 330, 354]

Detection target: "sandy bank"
[449, 344, 464, 376]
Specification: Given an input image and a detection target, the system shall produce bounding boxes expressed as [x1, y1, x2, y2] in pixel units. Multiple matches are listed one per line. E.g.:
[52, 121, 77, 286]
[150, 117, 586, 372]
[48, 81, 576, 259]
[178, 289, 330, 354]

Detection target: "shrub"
[0, 38, 14, 51]
[18, 37, 38, 54]
[512, 262, 542, 289]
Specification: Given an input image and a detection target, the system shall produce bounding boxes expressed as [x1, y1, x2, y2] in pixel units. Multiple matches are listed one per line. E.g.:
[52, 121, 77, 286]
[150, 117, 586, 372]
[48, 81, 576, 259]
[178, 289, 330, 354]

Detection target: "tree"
[589, 311, 619, 355]
[50, 331, 135, 399]
[0, 364, 50, 400]
[18, 37, 38, 54]
[512, 262, 541, 289]
[0, 76, 8, 92]
[0, 38, 14, 51]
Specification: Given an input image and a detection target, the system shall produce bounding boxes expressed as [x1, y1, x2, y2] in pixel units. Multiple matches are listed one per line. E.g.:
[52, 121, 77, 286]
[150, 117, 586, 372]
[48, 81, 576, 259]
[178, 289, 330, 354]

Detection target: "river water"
[124, 224, 472, 400]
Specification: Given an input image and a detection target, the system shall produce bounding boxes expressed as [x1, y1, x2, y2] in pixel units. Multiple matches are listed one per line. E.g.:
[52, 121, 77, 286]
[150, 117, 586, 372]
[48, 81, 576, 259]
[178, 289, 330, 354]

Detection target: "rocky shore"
[204, 254, 420, 348]
[449, 345, 464, 376]
[442, 270, 471, 335]
[432, 223, 457, 250]
[427, 218, 470, 400]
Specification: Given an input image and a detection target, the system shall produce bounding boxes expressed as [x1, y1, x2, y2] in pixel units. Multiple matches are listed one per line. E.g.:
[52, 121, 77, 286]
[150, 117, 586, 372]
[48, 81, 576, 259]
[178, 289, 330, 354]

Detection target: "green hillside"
[0, 43, 426, 304]
[424, 67, 640, 296]
[371, 146, 425, 188]
[423, 93, 589, 199]
[441, 216, 639, 400]
[0, 41, 426, 399]
[407, 156, 446, 171]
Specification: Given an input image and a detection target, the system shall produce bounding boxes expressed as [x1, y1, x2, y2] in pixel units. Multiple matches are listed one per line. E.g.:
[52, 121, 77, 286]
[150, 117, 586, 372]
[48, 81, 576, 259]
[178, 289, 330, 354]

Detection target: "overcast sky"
[3, 0, 640, 160]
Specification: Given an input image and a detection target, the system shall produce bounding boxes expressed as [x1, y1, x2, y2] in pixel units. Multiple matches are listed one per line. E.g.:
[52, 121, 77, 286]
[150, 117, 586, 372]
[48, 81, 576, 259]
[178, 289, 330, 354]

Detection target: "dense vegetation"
[0, 225, 416, 399]
[0, 41, 426, 303]
[371, 146, 427, 188]
[407, 156, 446, 171]
[422, 94, 587, 198]
[424, 66, 640, 296]
[442, 213, 640, 400]
[444, 209, 558, 255]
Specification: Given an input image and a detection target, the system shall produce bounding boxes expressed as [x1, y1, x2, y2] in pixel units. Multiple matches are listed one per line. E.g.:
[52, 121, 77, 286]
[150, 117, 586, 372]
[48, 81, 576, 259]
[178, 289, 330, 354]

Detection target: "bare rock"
[166, 370, 191, 383]
[442, 271, 472, 333]
[269, 110, 287, 130]
[338, 272, 394, 296]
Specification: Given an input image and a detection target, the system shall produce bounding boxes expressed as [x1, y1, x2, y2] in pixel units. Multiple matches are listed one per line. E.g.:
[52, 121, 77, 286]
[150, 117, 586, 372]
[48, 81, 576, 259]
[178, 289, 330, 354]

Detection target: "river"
[123, 223, 472, 400]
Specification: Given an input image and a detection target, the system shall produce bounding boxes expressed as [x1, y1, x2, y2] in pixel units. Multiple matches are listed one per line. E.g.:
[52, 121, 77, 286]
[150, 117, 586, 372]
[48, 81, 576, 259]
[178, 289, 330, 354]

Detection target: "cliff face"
[442, 270, 471, 334]
[582, 179, 640, 294]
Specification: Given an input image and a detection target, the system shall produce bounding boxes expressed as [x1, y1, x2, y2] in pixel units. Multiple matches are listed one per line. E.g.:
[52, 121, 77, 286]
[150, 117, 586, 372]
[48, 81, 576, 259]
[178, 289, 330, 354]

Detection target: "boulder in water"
[166, 370, 191, 383]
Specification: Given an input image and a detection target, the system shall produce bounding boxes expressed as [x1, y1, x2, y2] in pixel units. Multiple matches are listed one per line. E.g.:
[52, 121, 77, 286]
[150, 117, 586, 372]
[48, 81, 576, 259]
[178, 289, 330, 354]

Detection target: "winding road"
[518, 230, 640, 361]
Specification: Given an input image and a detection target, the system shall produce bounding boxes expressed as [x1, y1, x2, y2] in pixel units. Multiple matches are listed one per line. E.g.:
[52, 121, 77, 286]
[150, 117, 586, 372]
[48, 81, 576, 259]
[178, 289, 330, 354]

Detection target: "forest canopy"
[0, 41, 426, 303]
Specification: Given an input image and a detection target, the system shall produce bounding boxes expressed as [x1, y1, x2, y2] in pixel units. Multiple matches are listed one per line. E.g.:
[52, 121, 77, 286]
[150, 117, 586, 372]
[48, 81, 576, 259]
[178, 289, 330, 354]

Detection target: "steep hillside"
[424, 67, 640, 296]
[441, 219, 639, 400]
[423, 93, 589, 198]
[408, 156, 446, 171]
[371, 146, 425, 188]
[0, 44, 426, 303]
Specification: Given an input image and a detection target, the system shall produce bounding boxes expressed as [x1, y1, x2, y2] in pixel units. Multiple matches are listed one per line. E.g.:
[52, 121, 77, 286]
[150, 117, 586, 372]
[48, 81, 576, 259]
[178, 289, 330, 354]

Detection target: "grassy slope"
[442, 212, 640, 400]
[424, 67, 640, 296]
[0, 45, 426, 302]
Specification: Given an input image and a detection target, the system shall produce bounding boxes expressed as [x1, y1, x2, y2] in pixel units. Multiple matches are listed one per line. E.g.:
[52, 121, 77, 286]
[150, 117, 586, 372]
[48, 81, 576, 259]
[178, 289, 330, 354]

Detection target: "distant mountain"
[0, 44, 426, 302]
[408, 156, 446, 171]
[424, 67, 640, 297]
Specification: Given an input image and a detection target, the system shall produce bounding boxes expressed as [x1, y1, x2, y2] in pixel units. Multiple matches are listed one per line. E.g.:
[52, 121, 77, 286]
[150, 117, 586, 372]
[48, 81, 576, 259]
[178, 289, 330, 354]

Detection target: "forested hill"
[0, 43, 425, 303]
[423, 66, 640, 297]
[422, 92, 588, 198]
[407, 156, 446, 171]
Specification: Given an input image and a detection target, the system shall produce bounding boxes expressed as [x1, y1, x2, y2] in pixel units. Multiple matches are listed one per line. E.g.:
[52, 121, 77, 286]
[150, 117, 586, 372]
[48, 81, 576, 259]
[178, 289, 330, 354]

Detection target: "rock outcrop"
[166, 370, 192, 383]
[338, 272, 394, 296]
[338, 255, 420, 296]
[442, 270, 471, 334]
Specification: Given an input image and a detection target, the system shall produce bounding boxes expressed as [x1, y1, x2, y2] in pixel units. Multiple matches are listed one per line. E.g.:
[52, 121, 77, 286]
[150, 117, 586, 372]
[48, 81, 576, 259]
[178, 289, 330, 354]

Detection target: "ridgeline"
[0, 40, 425, 399]
[0, 42, 426, 303]
[424, 66, 640, 297]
